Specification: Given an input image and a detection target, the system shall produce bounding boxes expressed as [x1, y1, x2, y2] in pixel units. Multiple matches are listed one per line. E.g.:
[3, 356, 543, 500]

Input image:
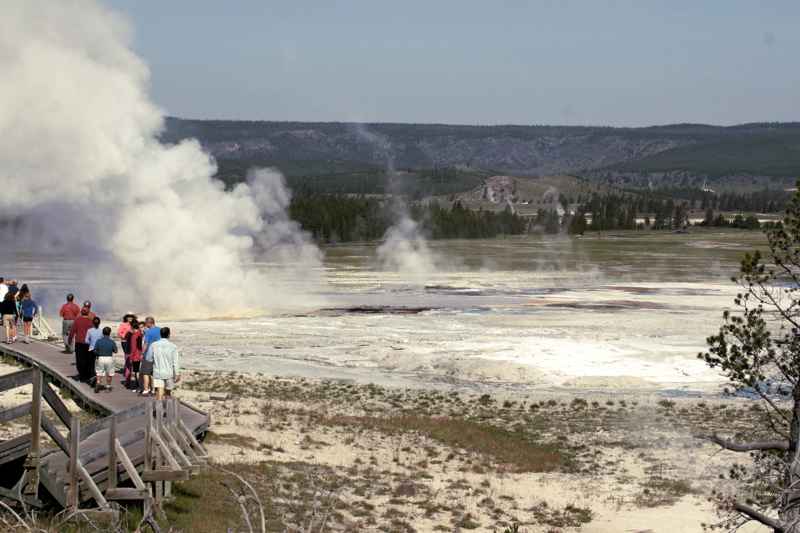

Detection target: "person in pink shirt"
[59, 293, 80, 353]
[118, 313, 136, 388]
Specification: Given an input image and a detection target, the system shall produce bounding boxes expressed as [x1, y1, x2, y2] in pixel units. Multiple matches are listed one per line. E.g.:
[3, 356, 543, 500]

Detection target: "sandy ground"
[178, 371, 770, 532]
[0, 357, 773, 532]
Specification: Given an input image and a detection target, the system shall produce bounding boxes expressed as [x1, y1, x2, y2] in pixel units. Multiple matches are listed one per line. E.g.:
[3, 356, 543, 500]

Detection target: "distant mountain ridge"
[163, 118, 800, 181]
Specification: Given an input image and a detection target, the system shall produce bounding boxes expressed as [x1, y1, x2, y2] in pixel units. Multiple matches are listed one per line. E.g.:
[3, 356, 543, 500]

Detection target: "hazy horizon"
[166, 115, 800, 129]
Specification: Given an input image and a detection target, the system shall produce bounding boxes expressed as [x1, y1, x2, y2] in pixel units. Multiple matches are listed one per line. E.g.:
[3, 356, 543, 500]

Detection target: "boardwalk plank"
[0, 335, 209, 506]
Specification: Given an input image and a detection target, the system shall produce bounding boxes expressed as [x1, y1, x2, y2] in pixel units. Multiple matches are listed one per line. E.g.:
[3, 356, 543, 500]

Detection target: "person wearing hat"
[6, 281, 18, 298]
[82, 300, 96, 321]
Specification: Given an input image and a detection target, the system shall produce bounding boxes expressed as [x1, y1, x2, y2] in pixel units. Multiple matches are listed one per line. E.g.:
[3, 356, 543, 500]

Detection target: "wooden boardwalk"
[0, 333, 210, 510]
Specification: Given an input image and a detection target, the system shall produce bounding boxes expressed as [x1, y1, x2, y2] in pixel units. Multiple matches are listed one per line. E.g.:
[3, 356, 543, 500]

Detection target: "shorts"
[140, 359, 154, 376]
[2, 315, 15, 327]
[62, 320, 74, 336]
[22, 316, 33, 323]
[95, 356, 114, 376]
[153, 377, 176, 390]
[131, 360, 141, 373]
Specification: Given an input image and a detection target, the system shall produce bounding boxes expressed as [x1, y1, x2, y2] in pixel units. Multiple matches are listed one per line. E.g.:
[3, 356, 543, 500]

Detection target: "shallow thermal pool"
[5, 230, 766, 393]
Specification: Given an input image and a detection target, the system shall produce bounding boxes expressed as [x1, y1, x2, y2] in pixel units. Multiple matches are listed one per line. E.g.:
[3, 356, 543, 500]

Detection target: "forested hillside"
[164, 118, 800, 183]
[607, 126, 800, 177]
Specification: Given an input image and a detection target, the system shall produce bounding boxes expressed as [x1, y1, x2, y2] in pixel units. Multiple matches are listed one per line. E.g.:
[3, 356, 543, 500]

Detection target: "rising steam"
[0, 0, 323, 317]
[352, 124, 440, 280]
[376, 212, 438, 280]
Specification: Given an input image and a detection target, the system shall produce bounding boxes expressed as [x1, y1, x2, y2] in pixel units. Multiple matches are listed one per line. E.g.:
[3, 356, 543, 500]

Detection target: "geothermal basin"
[5, 230, 764, 394]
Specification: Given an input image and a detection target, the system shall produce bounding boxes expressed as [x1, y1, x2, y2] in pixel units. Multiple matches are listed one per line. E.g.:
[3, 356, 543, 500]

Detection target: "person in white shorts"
[150, 327, 181, 400]
[93, 327, 118, 393]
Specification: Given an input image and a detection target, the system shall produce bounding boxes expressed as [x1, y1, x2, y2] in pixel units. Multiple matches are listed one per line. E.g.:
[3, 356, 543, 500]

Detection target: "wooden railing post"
[144, 399, 155, 518]
[164, 400, 172, 498]
[107, 416, 117, 489]
[147, 399, 162, 507]
[144, 399, 152, 472]
[23, 367, 42, 498]
[155, 400, 166, 500]
[68, 416, 80, 510]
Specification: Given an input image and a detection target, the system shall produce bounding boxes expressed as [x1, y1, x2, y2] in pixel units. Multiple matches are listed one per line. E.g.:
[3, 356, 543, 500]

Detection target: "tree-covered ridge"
[164, 117, 800, 144]
[608, 131, 800, 177]
[165, 117, 800, 178]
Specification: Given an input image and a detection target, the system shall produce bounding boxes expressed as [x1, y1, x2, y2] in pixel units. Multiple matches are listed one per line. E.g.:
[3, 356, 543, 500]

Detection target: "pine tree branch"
[753, 387, 793, 425]
[734, 501, 784, 531]
[755, 279, 800, 331]
[708, 433, 789, 452]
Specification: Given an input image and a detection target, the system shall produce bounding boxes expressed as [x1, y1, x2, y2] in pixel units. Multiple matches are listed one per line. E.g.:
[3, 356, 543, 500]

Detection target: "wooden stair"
[0, 336, 210, 515]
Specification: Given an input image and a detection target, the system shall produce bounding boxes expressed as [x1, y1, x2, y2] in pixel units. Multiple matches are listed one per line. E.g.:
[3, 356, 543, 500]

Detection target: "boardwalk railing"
[0, 366, 53, 506]
[31, 310, 58, 341]
[0, 364, 207, 515]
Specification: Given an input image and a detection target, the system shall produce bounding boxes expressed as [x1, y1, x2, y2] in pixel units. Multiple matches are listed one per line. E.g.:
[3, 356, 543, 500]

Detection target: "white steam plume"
[376, 216, 437, 279]
[0, 0, 323, 317]
[351, 124, 440, 280]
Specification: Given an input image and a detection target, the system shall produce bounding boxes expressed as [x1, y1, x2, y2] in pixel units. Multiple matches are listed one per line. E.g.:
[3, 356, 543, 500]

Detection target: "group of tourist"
[0, 277, 181, 400]
[59, 295, 181, 398]
[0, 277, 40, 344]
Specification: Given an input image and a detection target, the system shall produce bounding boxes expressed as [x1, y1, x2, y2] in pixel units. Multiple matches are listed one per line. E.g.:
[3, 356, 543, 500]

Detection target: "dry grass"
[204, 430, 261, 449]
[635, 476, 698, 508]
[322, 414, 565, 473]
[0, 369, 777, 531]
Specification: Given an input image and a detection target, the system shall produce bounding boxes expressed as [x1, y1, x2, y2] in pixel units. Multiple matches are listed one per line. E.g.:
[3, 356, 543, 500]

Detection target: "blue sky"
[108, 0, 799, 126]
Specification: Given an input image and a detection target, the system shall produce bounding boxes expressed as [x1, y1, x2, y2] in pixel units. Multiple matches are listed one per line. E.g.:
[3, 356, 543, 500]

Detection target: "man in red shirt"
[68, 308, 94, 382]
[59, 293, 80, 353]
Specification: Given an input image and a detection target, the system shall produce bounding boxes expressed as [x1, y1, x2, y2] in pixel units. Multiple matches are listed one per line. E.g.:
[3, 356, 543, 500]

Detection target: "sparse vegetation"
[0, 363, 776, 531]
[320, 414, 565, 473]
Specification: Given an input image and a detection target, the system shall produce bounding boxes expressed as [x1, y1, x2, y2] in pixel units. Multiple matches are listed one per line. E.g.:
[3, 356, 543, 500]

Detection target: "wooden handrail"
[79, 428, 145, 467]
[81, 402, 147, 440]
[0, 402, 33, 423]
[23, 367, 42, 498]
[0, 368, 33, 393]
[67, 417, 79, 510]
[41, 416, 69, 455]
[41, 382, 71, 427]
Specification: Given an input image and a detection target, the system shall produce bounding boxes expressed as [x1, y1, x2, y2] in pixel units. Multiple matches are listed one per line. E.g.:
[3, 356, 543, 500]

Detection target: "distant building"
[482, 176, 517, 204]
